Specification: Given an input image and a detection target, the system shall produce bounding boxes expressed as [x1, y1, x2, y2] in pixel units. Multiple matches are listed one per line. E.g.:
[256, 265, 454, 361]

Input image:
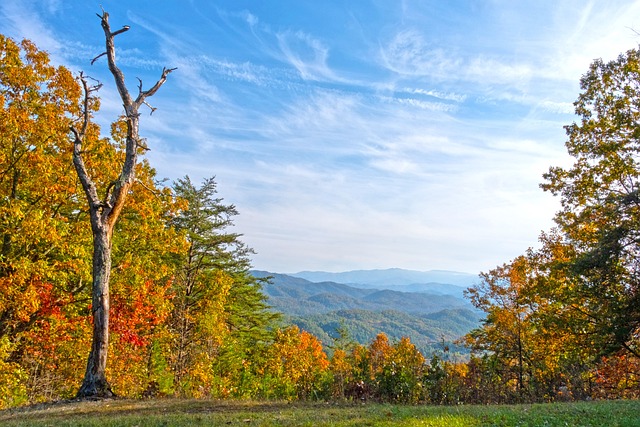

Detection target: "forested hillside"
[289, 308, 480, 357]
[253, 271, 481, 356]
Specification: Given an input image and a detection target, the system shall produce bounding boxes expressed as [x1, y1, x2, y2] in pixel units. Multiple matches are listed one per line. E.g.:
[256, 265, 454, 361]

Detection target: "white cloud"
[0, 0, 61, 54]
[380, 29, 538, 89]
[380, 29, 462, 78]
[276, 29, 339, 82]
[403, 88, 467, 103]
[387, 96, 458, 112]
[537, 100, 575, 115]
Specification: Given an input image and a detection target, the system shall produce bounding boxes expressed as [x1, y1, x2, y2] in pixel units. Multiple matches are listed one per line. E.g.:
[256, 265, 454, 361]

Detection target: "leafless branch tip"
[91, 52, 107, 65]
[111, 26, 130, 37]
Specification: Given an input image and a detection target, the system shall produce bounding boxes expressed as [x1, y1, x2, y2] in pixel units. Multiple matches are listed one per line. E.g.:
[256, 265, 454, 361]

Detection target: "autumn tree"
[334, 333, 427, 403]
[464, 257, 538, 400]
[261, 326, 329, 399]
[462, 46, 640, 403]
[377, 336, 426, 403]
[464, 246, 596, 402]
[102, 151, 184, 397]
[326, 324, 358, 399]
[0, 34, 85, 343]
[71, 11, 174, 398]
[0, 32, 187, 404]
[542, 46, 640, 359]
[0, 34, 92, 407]
[592, 352, 640, 399]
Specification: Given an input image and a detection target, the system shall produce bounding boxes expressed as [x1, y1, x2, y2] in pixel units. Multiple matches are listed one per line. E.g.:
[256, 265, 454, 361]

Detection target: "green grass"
[0, 399, 638, 426]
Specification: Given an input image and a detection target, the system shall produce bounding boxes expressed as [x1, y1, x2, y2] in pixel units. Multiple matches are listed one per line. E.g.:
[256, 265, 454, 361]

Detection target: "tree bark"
[77, 227, 114, 397]
[73, 10, 174, 399]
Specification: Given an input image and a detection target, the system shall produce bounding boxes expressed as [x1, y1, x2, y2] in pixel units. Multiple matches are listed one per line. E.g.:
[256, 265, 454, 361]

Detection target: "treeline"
[2, 33, 640, 407]
[255, 329, 640, 404]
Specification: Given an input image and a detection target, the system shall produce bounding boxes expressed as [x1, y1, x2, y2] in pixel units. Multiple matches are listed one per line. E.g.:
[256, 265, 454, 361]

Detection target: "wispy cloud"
[380, 29, 463, 79]
[1, 1, 636, 274]
[379, 28, 537, 91]
[0, 0, 61, 54]
[276, 30, 336, 81]
[402, 88, 467, 103]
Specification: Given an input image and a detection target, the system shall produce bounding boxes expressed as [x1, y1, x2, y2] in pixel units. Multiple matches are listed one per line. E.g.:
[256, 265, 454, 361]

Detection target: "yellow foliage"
[0, 336, 27, 409]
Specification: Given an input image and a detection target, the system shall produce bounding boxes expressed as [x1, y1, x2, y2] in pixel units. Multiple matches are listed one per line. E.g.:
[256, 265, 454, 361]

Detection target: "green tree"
[168, 176, 277, 397]
[542, 46, 640, 358]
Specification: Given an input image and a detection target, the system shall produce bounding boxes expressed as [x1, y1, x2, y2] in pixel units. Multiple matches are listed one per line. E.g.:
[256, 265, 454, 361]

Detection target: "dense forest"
[1, 16, 640, 407]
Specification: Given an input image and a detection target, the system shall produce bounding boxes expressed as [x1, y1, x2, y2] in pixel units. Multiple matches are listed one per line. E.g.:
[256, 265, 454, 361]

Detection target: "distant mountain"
[252, 271, 473, 316]
[376, 282, 467, 298]
[290, 268, 479, 288]
[252, 270, 482, 356]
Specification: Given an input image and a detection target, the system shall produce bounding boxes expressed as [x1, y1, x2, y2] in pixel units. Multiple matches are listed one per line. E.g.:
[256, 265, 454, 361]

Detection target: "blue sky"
[2, 1, 640, 274]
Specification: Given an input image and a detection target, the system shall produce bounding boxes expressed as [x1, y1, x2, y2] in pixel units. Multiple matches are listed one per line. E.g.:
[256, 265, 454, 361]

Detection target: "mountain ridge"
[252, 270, 475, 315]
[288, 268, 479, 288]
[251, 270, 482, 356]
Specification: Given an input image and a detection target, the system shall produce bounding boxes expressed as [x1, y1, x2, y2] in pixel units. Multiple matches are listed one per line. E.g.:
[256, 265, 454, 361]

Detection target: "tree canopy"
[542, 47, 640, 358]
[464, 46, 640, 402]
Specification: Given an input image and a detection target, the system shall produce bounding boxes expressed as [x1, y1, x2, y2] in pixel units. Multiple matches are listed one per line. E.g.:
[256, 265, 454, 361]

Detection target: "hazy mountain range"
[290, 268, 479, 288]
[251, 268, 484, 356]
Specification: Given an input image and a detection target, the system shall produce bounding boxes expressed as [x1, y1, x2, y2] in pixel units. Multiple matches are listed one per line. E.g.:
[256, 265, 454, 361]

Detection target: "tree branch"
[95, 11, 175, 231]
[142, 101, 157, 115]
[98, 11, 134, 113]
[136, 178, 161, 197]
[91, 52, 107, 65]
[134, 67, 177, 109]
[111, 25, 130, 37]
[71, 125, 101, 210]
[102, 181, 116, 209]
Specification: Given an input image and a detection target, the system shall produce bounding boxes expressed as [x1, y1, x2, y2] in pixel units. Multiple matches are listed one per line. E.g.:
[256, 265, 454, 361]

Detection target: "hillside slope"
[254, 271, 473, 315]
[253, 270, 482, 356]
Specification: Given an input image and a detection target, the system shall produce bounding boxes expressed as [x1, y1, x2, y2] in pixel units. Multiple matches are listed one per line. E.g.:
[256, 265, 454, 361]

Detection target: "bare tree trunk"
[72, 10, 174, 399]
[77, 228, 113, 397]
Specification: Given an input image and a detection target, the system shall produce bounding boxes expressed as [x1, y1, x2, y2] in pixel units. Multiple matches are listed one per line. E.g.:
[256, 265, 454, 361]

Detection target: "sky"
[2, 1, 640, 275]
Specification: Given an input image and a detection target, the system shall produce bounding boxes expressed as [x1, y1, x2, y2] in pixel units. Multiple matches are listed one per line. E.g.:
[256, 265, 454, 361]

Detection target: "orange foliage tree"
[0, 34, 91, 407]
[262, 326, 329, 399]
[0, 32, 185, 404]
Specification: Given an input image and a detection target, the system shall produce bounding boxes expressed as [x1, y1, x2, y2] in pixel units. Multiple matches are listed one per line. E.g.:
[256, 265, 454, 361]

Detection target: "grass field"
[0, 398, 638, 426]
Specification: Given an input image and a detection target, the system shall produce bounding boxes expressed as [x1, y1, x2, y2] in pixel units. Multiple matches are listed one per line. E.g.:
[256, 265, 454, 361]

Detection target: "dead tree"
[72, 10, 175, 398]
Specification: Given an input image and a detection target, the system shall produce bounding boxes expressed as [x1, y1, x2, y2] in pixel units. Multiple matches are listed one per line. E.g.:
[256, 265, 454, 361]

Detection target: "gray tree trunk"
[77, 227, 113, 397]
